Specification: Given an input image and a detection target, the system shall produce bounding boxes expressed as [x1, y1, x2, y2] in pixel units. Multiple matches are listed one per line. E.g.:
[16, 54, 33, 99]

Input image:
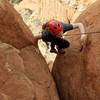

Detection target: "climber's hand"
[80, 34, 88, 51]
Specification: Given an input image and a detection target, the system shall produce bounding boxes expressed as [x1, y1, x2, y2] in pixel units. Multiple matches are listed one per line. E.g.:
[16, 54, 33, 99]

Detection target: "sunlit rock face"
[14, 0, 96, 23]
[57, 0, 96, 21]
[11, 0, 96, 33]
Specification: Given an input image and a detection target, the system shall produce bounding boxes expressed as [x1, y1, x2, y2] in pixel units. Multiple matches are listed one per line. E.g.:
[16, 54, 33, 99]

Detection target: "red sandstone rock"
[0, 93, 11, 100]
[0, 0, 34, 49]
[0, 43, 35, 100]
[52, 0, 100, 100]
[0, 43, 60, 100]
[20, 46, 60, 100]
[0, 0, 60, 100]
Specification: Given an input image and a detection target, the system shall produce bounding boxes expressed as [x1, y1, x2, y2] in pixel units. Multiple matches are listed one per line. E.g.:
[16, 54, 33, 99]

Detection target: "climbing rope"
[63, 31, 100, 36]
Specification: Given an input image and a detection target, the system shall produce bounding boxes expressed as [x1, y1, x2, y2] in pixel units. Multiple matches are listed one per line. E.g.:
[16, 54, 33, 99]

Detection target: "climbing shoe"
[58, 49, 65, 54]
[50, 49, 58, 54]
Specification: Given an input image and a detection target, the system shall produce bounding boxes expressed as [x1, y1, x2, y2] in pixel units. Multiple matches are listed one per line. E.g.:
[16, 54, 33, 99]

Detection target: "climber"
[33, 19, 87, 54]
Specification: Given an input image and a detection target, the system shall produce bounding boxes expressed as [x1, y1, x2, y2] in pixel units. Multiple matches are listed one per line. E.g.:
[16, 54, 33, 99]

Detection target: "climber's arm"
[62, 22, 87, 39]
[33, 34, 42, 46]
[72, 23, 86, 37]
[72, 23, 87, 45]
[33, 22, 47, 46]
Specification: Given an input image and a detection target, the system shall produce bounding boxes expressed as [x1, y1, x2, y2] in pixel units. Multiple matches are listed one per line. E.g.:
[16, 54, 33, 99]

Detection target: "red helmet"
[47, 19, 63, 36]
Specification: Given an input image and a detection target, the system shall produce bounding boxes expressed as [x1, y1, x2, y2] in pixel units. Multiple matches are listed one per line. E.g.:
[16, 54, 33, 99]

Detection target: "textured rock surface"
[0, 43, 60, 100]
[15, 0, 68, 22]
[20, 46, 59, 100]
[52, 0, 100, 100]
[0, 0, 60, 99]
[0, 0, 34, 49]
[0, 43, 35, 100]
[0, 93, 11, 100]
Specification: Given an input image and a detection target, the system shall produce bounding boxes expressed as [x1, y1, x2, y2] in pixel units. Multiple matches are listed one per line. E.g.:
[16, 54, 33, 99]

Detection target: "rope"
[63, 31, 100, 37]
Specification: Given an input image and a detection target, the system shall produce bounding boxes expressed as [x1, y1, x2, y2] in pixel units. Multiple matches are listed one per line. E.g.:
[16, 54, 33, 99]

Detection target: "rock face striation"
[0, 0, 59, 100]
[52, 0, 100, 100]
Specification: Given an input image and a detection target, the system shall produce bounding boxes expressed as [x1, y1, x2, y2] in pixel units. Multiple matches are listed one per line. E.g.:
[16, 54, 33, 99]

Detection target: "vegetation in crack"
[9, 0, 22, 4]
[19, 8, 33, 22]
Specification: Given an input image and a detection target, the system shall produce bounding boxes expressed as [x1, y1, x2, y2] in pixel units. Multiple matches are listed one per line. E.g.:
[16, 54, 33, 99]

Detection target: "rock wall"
[0, 43, 60, 100]
[0, 0, 34, 49]
[0, 0, 59, 100]
[38, 0, 96, 22]
[0, 43, 35, 100]
[52, 0, 100, 100]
